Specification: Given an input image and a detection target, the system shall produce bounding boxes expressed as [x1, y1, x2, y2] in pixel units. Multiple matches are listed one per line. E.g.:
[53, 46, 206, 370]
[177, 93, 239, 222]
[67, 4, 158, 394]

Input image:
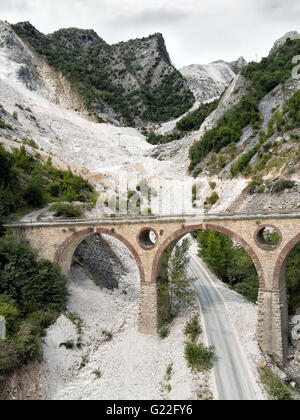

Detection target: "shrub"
[184, 316, 202, 343]
[248, 176, 265, 194]
[158, 326, 169, 339]
[49, 203, 81, 218]
[0, 340, 19, 373]
[0, 295, 19, 335]
[0, 235, 67, 314]
[23, 182, 45, 207]
[230, 144, 260, 177]
[59, 340, 75, 350]
[13, 320, 42, 363]
[184, 341, 214, 372]
[206, 192, 219, 205]
[272, 179, 295, 193]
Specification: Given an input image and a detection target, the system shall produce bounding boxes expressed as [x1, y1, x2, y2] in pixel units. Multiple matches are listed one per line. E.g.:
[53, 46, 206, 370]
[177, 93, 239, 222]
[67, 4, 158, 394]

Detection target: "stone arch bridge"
[7, 212, 300, 365]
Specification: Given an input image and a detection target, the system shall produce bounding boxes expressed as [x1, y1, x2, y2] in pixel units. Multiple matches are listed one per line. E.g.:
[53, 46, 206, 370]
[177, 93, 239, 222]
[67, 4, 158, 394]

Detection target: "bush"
[0, 340, 19, 373]
[272, 179, 295, 193]
[0, 235, 67, 314]
[49, 203, 82, 218]
[184, 341, 214, 372]
[0, 294, 19, 335]
[0, 235, 67, 377]
[23, 181, 45, 207]
[230, 144, 260, 177]
[158, 326, 169, 339]
[206, 192, 219, 205]
[12, 320, 41, 363]
[248, 176, 265, 194]
[184, 316, 202, 343]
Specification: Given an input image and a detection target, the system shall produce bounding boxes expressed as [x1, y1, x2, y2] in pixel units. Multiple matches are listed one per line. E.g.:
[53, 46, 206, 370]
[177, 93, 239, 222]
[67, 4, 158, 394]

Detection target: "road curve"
[188, 252, 263, 400]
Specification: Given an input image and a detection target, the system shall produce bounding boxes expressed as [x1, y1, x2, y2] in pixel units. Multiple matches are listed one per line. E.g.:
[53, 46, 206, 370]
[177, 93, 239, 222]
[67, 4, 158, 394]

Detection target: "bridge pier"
[138, 282, 158, 335]
[257, 286, 289, 365]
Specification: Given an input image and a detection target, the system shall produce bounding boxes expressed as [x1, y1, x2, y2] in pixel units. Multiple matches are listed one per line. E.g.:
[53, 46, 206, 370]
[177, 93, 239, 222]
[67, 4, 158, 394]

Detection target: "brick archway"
[151, 223, 265, 288]
[54, 227, 145, 282]
[273, 233, 300, 289]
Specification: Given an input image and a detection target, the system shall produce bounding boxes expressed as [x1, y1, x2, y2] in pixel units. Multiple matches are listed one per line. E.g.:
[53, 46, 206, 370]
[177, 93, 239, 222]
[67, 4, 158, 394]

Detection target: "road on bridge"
[187, 247, 263, 400]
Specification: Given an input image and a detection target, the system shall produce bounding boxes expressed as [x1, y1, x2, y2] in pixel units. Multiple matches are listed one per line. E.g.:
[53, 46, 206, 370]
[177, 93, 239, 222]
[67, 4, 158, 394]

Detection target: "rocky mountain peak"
[179, 60, 236, 104]
[49, 27, 107, 50]
[229, 56, 247, 73]
[270, 31, 300, 55]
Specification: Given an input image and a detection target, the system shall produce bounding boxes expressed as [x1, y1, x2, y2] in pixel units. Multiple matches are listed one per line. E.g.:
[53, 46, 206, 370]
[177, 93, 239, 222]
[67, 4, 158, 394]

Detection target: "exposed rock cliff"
[11, 22, 194, 126]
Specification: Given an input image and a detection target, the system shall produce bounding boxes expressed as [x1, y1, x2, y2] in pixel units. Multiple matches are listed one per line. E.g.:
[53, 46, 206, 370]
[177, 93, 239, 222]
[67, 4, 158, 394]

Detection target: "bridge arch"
[53, 227, 145, 282]
[273, 233, 300, 290]
[151, 223, 265, 288]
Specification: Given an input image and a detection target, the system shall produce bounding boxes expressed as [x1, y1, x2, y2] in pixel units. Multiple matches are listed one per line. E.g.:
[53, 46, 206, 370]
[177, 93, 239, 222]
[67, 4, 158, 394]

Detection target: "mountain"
[10, 22, 194, 127]
[179, 58, 247, 105]
[148, 32, 300, 213]
[269, 31, 300, 55]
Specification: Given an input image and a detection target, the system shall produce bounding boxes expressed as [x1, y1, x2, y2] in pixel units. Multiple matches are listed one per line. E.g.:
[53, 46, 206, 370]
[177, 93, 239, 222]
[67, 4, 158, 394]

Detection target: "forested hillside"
[188, 38, 300, 177]
[0, 144, 95, 220]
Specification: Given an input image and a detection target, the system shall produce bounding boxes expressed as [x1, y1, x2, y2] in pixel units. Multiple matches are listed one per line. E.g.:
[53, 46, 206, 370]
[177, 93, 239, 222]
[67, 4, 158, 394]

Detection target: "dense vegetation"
[0, 143, 95, 396]
[0, 144, 95, 219]
[189, 97, 260, 172]
[176, 99, 219, 132]
[0, 234, 67, 378]
[144, 99, 219, 145]
[195, 230, 300, 313]
[188, 38, 300, 173]
[144, 130, 182, 145]
[286, 243, 300, 315]
[12, 22, 194, 126]
[196, 230, 259, 302]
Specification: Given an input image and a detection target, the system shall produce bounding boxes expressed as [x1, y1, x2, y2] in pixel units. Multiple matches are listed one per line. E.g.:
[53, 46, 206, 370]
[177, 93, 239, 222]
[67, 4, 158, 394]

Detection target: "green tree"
[167, 238, 195, 311]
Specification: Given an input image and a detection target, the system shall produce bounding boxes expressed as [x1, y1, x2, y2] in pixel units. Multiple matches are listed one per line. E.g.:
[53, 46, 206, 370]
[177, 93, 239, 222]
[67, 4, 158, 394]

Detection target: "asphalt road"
[188, 252, 262, 400]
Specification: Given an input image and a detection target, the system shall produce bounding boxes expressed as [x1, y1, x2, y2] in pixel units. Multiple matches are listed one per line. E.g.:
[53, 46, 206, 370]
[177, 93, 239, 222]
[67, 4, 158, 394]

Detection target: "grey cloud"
[0, 0, 31, 12]
[114, 8, 190, 27]
[257, 0, 300, 19]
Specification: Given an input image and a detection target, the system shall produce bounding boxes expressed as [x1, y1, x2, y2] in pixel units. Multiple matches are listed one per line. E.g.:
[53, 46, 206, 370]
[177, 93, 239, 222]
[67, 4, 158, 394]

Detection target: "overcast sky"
[1, 0, 299, 68]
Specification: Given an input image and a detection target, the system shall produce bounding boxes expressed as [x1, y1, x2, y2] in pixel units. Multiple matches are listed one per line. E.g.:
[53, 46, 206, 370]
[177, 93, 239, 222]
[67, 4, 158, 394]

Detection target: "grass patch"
[259, 367, 291, 400]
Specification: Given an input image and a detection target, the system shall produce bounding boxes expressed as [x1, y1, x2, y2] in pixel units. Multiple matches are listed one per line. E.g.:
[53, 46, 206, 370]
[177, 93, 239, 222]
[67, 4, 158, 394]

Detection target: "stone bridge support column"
[138, 282, 158, 335]
[257, 286, 289, 365]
